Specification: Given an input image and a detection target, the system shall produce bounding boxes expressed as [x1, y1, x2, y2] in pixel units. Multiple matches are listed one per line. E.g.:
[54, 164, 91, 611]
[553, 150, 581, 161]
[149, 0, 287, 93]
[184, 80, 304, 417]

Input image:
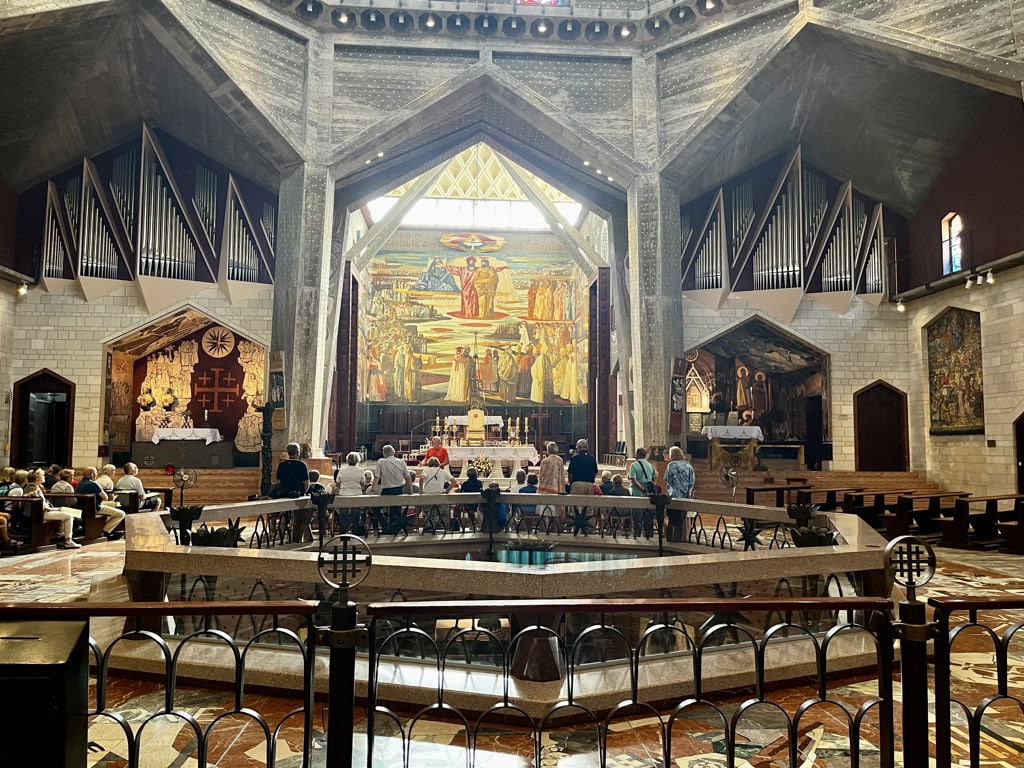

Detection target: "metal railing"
[5, 537, 1024, 766]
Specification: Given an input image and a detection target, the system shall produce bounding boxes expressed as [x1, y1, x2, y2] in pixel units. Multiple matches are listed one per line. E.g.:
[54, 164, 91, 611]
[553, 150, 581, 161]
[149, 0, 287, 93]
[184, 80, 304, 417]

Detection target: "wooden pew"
[885, 491, 971, 538]
[45, 493, 106, 541]
[745, 483, 813, 507]
[796, 486, 865, 511]
[842, 489, 915, 529]
[938, 494, 1024, 550]
[115, 486, 173, 514]
[3, 496, 61, 549]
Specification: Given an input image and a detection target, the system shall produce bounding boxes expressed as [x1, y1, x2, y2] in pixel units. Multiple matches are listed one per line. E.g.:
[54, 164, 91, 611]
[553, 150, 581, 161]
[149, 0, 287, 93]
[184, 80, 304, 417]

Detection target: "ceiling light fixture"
[583, 160, 590, 166]
[425, 16, 434, 27]
[987, 270, 995, 284]
[537, 21, 547, 32]
[305, 0, 313, 12]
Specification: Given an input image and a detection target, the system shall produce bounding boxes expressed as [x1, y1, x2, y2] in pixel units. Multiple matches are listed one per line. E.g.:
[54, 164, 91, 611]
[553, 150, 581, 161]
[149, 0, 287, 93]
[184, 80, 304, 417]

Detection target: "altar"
[133, 427, 233, 468]
[448, 445, 540, 478]
[701, 425, 764, 472]
[445, 415, 503, 427]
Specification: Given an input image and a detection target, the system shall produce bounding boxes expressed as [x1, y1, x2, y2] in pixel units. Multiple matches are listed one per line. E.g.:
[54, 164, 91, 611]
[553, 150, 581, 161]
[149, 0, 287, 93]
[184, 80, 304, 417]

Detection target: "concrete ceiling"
[0, 0, 1008, 224]
[0, 0, 291, 193]
[666, 25, 998, 217]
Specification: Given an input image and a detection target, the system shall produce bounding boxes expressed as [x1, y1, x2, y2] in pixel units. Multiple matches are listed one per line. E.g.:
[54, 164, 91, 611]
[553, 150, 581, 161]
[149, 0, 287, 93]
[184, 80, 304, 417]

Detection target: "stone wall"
[1, 282, 273, 467]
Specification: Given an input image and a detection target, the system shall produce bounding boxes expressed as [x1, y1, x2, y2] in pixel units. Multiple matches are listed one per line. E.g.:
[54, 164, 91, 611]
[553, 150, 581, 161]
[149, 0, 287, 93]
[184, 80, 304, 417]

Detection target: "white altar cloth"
[445, 415, 504, 427]
[448, 445, 540, 478]
[700, 425, 764, 441]
[152, 428, 223, 445]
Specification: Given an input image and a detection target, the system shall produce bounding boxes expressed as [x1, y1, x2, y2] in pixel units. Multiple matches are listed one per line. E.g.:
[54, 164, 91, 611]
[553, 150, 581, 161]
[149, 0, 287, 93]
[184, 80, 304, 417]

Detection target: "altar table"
[700, 426, 764, 441]
[448, 445, 540, 478]
[152, 428, 223, 445]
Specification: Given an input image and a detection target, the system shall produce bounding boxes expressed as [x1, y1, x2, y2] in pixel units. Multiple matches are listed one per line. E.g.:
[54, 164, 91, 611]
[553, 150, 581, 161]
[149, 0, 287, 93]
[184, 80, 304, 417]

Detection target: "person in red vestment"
[421, 435, 450, 468]
[445, 256, 480, 318]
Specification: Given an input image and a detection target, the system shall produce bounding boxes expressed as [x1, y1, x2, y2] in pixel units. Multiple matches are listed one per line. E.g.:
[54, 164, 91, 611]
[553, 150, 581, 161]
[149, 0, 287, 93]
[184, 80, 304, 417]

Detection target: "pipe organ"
[680, 146, 890, 302]
[35, 124, 277, 295]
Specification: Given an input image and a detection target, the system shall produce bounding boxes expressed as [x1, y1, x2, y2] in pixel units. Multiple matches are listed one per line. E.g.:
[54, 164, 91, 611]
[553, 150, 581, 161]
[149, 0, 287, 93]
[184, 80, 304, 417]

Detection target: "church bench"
[937, 494, 1024, 549]
[115, 486, 173, 514]
[745, 483, 813, 507]
[3, 496, 62, 549]
[45, 493, 107, 541]
[842, 490, 914, 529]
[795, 486, 865, 511]
[884, 491, 971, 538]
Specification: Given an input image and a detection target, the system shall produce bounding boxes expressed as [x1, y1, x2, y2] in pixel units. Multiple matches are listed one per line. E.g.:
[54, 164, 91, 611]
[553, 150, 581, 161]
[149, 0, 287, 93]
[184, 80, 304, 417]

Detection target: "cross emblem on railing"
[884, 535, 936, 602]
[317, 535, 372, 590]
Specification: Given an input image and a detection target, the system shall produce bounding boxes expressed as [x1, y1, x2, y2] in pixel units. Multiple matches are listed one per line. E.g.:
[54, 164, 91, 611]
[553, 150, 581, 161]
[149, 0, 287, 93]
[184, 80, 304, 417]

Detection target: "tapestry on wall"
[927, 307, 984, 435]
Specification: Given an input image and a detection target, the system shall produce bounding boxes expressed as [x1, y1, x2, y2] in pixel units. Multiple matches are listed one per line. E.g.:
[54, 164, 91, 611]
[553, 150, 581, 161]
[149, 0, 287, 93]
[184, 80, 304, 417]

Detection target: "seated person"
[43, 464, 62, 491]
[509, 468, 527, 493]
[22, 480, 81, 549]
[453, 466, 483, 530]
[307, 470, 329, 496]
[77, 466, 126, 540]
[270, 443, 309, 499]
[606, 474, 631, 496]
[96, 464, 117, 492]
[598, 470, 614, 495]
[516, 472, 539, 514]
[116, 462, 164, 510]
[420, 457, 454, 494]
[50, 468, 77, 496]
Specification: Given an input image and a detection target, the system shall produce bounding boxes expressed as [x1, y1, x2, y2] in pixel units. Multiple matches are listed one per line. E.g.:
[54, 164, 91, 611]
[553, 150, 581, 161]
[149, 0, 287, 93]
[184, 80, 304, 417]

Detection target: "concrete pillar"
[271, 163, 334, 453]
[626, 172, 685, 448]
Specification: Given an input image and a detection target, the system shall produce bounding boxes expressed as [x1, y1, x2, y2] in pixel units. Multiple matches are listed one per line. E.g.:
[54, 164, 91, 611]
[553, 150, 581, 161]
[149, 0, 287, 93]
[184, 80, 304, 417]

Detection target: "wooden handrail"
[0, 600, 317, 618]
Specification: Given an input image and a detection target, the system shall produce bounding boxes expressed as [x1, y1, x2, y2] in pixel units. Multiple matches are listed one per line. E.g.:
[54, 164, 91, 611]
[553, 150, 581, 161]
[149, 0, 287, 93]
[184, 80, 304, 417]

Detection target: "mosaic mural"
[360, 233, 589, 408]
[927, 307, 985, 435]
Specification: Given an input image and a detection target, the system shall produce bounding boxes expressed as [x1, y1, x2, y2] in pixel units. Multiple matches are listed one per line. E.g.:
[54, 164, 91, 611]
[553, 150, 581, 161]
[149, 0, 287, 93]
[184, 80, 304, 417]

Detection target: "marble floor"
[2, 541, 1024, 766]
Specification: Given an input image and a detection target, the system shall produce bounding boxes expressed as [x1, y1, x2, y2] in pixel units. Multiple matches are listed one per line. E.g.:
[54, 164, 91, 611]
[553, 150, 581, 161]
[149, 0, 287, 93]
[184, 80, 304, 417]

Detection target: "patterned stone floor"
[2, 541, 1023, 766]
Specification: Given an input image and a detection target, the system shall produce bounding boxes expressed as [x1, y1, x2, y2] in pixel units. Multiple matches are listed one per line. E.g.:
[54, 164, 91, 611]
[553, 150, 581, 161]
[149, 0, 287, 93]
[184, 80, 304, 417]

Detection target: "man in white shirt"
[116, 463, 163, 510]
[376, 445, 412, 534]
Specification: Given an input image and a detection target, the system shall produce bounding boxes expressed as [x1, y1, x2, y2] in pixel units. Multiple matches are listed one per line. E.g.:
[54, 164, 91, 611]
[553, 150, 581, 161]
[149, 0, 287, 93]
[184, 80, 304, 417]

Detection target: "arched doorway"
[10, 368, 76, 468]
[854, 381, 909, 471]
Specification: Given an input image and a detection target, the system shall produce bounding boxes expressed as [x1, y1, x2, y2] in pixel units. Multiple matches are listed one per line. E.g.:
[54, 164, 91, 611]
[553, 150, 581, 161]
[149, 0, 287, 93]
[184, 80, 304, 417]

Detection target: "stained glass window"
[942, 213, 962, 275]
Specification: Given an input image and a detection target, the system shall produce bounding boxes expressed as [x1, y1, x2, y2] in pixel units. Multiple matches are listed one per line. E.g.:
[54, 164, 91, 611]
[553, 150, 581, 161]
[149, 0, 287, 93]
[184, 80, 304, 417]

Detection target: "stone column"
[271, 163, 334, 452]
[626, 173, 684, 448]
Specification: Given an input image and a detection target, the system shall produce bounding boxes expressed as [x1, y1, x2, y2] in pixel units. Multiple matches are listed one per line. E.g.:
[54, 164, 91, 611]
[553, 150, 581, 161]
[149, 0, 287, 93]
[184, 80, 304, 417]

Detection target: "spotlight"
[530, 17, 553, 37]
[896, 298, 905, 313]
[419, 12, 441, 31]
[613, 22, 636, 40]
[558, 19, 581, 39]
[977, 273, 984, 285]
[986, 270, 995, 284]
[17, 283, 27, 296]
[475, 14, 498, 34]
[965, 276, 973, 290]
[669, 5, 695, 24]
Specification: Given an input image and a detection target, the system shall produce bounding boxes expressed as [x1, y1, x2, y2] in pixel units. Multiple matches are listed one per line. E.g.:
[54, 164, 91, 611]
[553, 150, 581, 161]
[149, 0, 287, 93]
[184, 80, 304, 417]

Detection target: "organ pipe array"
[36, 125, 277, 291]
[680, 146, 888, 299]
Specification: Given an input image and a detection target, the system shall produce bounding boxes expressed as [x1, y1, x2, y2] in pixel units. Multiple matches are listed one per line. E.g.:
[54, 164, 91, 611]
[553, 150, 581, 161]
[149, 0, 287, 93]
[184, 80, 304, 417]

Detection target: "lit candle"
[204, 409, 208, 421]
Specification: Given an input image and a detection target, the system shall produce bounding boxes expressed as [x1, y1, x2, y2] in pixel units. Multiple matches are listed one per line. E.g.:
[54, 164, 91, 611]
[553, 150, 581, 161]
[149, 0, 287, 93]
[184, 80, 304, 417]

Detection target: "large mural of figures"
[361, 232, 589, 407]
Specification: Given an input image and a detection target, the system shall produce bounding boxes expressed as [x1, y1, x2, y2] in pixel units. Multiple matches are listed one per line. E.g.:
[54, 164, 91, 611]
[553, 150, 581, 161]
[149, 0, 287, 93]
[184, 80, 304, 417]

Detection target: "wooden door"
[1015, 415, 1024, 493]
[854, 381, 909, 471]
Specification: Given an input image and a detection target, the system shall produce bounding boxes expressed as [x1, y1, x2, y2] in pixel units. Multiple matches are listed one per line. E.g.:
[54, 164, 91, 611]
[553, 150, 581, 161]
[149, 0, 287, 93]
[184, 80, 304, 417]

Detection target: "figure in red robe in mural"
[444, 256, 480, 318]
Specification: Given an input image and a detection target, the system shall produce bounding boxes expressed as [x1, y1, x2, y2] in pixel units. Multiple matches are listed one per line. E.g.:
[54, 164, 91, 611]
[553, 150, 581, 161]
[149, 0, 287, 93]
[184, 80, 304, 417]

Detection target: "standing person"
[420, 457, 454, 494]
[117, 463, 164, 510]
[567, 438, 598, 495]
[627, 448, 657, 538]
[271, 443, 309, 498]
[376, 444, 413, 534]
[537, 442, 565, 495]
[334, 451, 366, 497]
[445, 256, 480, 318]
[78, 466, 127, 540]
[663, 445, 697, 541]
[421, 436, 450, 469]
